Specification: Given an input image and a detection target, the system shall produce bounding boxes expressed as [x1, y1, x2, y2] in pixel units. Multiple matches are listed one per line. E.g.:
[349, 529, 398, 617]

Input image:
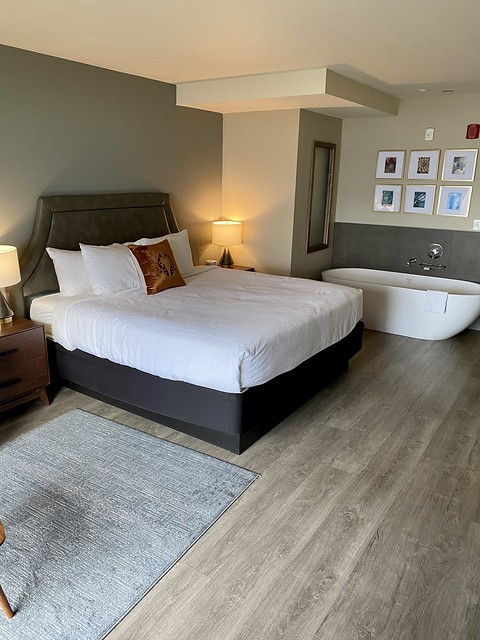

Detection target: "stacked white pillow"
[79, 243, 141, 295]
[46, 229, 195, 296]
[46, 247, 91, 296]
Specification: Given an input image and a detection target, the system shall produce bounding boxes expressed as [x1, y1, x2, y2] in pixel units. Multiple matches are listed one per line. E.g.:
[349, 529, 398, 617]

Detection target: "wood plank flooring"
[1, 328, 480, 639]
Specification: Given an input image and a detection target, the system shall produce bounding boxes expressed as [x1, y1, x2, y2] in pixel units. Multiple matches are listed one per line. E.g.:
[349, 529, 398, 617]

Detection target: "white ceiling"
[2, 0, 480, 115]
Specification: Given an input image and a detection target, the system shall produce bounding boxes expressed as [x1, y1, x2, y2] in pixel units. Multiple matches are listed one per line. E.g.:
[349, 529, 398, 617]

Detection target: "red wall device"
[466, 123, 480, 139]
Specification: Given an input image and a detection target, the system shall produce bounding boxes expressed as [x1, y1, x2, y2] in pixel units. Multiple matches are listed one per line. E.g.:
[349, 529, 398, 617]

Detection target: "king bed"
[12, 192, 363, 454]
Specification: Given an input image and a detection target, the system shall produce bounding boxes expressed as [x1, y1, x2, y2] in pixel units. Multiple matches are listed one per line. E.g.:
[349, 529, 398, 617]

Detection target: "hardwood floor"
[1, 328, 480, 639]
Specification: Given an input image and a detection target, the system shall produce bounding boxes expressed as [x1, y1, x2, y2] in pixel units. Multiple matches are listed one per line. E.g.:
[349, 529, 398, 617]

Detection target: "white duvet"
[47, 267, 362, 393]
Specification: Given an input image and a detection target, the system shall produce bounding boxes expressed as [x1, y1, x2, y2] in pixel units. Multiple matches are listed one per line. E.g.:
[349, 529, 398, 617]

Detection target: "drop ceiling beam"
[176, 68, 399, 115]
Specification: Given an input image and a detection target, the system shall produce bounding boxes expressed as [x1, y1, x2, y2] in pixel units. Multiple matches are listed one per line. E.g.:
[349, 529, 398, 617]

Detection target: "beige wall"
[221, 110, 300, 274]
[222, 109, 342, 277]
[336, 93, 480, 230]
[291, 110, 342, 279]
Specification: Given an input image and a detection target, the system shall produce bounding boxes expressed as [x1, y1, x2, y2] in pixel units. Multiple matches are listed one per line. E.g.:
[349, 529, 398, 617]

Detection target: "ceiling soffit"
[176, 68, 399, 116]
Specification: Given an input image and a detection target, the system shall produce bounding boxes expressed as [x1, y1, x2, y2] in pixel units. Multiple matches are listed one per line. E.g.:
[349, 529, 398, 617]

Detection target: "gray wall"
[0, 45, 223, 257]
[332, 222, 480, 284]
[291, 109, 342, 279]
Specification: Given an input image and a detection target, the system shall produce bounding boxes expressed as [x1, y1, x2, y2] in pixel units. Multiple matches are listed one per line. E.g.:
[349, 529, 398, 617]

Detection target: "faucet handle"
[427, 243, 443, 259]
[406, 258, 417, 266]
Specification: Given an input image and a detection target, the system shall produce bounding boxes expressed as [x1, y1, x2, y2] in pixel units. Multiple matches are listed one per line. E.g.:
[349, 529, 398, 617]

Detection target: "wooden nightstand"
[0, 318, 50, 412]
[219, 265, 255, 272]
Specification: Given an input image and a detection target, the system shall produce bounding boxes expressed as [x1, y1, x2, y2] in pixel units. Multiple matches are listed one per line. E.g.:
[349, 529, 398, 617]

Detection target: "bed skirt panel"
[48, 321, 363, 453]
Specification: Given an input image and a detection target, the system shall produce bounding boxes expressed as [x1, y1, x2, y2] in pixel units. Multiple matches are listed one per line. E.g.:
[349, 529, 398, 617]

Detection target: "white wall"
[336, 93, 480, 230]
[221, 110, 300, 274]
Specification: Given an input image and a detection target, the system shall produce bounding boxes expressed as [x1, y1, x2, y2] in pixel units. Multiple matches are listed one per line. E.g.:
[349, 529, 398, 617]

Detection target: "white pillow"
[80, 243, 142, 295]
[46, 247, 92, 296]
[134, 229, 195, 277]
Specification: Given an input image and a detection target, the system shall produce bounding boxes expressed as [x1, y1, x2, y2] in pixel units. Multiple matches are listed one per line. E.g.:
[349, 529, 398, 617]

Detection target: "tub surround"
[332, 223, 480, 284]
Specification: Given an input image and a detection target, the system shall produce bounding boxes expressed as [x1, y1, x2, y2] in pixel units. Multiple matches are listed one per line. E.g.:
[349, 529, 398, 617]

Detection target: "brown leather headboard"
[11, 192, 179, 317]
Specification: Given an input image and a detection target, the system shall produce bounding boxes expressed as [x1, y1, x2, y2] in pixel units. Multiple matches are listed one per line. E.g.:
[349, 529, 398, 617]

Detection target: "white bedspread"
[46, 267, 362, 393]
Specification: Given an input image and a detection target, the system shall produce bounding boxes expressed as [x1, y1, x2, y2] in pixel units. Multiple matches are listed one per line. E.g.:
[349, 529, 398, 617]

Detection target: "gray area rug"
[0, 409, 258, 640]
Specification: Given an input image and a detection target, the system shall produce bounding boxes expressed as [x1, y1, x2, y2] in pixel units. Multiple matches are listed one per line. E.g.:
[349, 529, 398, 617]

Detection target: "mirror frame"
[306, 141, 336, 253]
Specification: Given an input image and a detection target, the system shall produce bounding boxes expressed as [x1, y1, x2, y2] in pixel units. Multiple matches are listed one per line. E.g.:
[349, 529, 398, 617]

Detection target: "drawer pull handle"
[0, 377, 22, 389]
[0, 348, 18, 358]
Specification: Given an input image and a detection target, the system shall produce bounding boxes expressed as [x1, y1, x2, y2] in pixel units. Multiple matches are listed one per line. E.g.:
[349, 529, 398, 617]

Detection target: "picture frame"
[373, 184, 402, 212]
[407, 149, 440, 180]
[375, 150, 405, 179]
[437, 185, 472, 217]
[441, 148, 478, 181]
[404, 185, 436, 215]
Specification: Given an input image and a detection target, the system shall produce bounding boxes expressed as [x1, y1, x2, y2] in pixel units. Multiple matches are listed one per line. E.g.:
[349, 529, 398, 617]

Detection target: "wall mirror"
[306, 141, 336, 253]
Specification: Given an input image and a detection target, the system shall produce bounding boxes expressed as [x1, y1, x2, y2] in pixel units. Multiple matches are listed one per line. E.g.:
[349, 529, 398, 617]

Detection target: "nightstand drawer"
[0, 357, 49, 404]
[0, 327, 45, 371]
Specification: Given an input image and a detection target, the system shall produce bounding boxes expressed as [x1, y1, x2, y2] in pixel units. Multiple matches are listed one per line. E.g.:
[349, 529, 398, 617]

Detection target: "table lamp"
[212, 221, 242, 267]
[0, 245, 21, 324]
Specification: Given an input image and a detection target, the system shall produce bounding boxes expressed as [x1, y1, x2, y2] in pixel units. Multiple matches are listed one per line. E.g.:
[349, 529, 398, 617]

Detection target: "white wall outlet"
[425, 127, 435, 141]
[473, 220, 480, 231]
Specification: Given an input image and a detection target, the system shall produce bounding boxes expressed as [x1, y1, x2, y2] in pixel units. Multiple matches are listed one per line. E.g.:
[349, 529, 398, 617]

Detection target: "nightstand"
[0, 318, 50, 412]
[219, 265, 255, 272]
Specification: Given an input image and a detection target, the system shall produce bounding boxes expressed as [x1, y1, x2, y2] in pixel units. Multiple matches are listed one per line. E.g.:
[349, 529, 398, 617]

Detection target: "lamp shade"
[212, 221, 242, 247]
[0, 245, 21, 288]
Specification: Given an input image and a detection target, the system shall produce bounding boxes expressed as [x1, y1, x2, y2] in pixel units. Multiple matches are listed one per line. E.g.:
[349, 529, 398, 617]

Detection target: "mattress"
[31, 267, 362, 393]
[30, 293, 62, 338]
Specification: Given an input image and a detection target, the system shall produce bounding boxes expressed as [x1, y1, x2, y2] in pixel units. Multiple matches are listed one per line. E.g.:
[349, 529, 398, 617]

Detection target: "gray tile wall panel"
[332, 223, 480, 283]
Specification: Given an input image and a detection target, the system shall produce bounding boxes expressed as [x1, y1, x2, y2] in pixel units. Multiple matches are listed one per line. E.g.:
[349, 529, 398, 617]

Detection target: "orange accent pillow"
[128, 240, 186, 294]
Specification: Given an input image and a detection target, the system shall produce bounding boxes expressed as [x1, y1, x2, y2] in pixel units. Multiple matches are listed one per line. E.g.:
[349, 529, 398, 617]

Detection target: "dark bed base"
[47, 321, 363, 454]
[14, 191, 363, 454]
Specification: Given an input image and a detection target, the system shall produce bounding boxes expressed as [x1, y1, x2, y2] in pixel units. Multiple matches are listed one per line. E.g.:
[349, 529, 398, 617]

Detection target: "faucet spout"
[406, 258, 417, 266]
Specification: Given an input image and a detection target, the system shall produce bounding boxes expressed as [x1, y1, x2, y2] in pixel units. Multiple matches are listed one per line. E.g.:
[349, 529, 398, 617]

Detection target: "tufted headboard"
[11, 192, 179, 317]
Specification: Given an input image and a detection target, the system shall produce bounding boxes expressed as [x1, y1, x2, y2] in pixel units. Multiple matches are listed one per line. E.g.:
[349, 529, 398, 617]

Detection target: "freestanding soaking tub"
[322, 268, 480, 340]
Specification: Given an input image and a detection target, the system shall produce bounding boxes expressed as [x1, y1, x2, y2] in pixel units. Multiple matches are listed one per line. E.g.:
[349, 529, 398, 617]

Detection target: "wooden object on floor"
[0, 521, 14, 619]
[0, 317, 50, 413]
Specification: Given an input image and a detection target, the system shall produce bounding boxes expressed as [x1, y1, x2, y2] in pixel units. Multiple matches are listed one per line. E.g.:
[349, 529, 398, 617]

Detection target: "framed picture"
[437, 185, 472, 216]
[407, 149, 440, 180]
[375, 150, 405, 179]
[373, 184, 402, 212]
[404, 185, 436, 215]
[441, 149, 478, 181]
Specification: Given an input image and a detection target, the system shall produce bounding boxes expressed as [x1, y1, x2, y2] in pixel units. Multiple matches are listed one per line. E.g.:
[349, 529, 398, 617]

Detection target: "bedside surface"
[219, 265, 255, 272]
[0, 317, 50, 411]
[0, 317, 43, 336]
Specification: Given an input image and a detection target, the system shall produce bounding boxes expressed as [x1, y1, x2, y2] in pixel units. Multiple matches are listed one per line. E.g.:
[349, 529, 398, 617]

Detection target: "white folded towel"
[424, 290, 448, 314]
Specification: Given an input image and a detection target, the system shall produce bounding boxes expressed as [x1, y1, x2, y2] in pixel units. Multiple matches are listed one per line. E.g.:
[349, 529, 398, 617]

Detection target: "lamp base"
[0, 291, 14, 325]
[219, 248, 234, 267]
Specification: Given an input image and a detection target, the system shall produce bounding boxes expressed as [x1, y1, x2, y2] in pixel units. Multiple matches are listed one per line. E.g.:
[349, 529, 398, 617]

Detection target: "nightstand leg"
[38, 387, 50, 406]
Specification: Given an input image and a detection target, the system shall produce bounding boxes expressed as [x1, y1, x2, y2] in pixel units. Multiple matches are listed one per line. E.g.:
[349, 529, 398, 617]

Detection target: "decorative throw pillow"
[133, 229, 196, 277]
[128, 240, 186, 294]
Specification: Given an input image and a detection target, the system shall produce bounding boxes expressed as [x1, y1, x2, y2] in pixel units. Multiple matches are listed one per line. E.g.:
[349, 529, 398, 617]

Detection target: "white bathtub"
[322, 268, 480, 340]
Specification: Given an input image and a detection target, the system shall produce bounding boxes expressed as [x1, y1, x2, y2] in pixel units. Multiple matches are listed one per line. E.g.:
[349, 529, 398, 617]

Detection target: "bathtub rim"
[322, 267, 480, 296]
